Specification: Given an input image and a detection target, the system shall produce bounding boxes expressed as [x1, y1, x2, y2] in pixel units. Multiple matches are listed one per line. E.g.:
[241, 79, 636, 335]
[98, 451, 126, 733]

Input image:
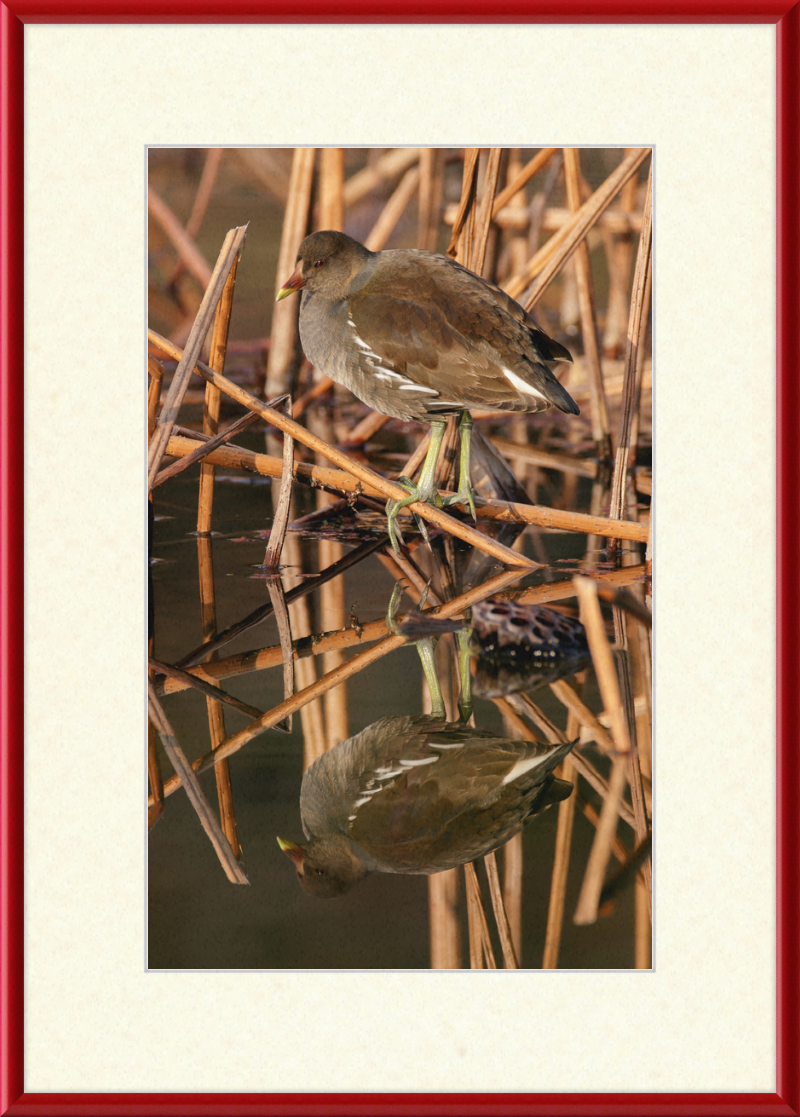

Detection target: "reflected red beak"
[276, 268, 305, 301]
[277, 836, 305, 871]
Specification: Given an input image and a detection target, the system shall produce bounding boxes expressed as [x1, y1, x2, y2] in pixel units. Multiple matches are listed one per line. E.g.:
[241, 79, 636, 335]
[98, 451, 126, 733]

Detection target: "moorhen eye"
[314, 259, 325, 268]
[315, 868, 326, 876]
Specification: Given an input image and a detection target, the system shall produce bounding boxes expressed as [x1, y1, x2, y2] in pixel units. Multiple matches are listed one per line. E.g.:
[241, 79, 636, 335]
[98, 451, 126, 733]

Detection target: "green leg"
[456, 627, 474, 723]
[441, 410, 477, 520]
[386, 419, 447, 554]
[415, 637, 447, 721]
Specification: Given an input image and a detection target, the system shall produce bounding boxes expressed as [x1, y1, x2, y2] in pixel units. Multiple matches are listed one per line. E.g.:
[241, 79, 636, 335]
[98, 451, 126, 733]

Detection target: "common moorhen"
[278, 715, 575, 898]
[277, 230, 579, 552]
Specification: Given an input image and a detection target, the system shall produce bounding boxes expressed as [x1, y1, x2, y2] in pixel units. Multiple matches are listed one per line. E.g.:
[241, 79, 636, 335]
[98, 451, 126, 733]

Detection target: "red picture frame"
[2, 3, 798, 1115]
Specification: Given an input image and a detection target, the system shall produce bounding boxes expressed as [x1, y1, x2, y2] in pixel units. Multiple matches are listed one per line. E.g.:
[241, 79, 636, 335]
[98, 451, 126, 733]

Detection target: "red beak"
[277, 836, 305, 871]
[276, 267, 305, 301]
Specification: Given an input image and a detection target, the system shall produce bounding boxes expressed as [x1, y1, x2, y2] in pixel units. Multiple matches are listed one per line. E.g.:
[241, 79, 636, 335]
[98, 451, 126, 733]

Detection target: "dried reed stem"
[563, 148, 610, 448]
[265, 575, 295, 734]
[342, 148, 420, 209]
[163, 432, 648, 543]
[429, 870, 461, 968]
[542, 753, 576, 968]
[491, 148, 558, 220]
[610, 164, 653, 523]
[504, 149, 650, 305]
[469, 148, 502, 274]
[573, 576, 631, 754]
[147, 184, 212, 287]
[573, 753, 628, 926]
[197, 252, 238, 531]
[155, 411, 260, 489]
[447, 149, 479, 258]
[464, 861, 496, 969]
[266, 148, 315, 400]
[147, 226, 247, 488]
[417, 148, 444, 252]
[263, 396, 294, 570]
[484, 851, 519, 968]
[148, 685, 247, 884]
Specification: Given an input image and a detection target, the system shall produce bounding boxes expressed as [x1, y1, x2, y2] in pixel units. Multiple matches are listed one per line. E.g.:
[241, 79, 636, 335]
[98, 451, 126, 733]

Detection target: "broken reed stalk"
[504, 148, 651, 306]
[195, 250, 242, 856]
[610, 163, 653, 524]
[150, 657, 264, 721]
[197, 250, 242, 851]
[162, 431, 649, 543]
[148, 335, 542, 567]
[147, 184, 213, 288]
[148, 684, 248, 884]
[154, 411, 261, 488]
[464, 861, 496, 969]
[147, 225, 247, 489]
[151, 566, 525, 805]
[263, 395, 294, 570]
[197, 534, 242, 856]
[197, 248, 240, 529]
[563, 148, 610, 449]
[483, 851, 519, 968]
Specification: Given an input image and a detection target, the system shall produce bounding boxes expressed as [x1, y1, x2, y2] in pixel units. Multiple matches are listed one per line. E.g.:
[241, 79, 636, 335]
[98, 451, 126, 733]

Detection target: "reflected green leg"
[386, 419, 447, 553]
[415, 636, 447, 721]
[456, 627, 474, 723]
[441, 410, 477, 520]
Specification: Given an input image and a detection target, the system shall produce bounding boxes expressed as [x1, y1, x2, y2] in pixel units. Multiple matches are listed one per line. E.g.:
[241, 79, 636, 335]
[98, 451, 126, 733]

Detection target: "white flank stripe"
[501, 753, 549, 785]
[399, 756, 438, 767]
[399, 383, 438, 394]
[502, 367, 548, 402]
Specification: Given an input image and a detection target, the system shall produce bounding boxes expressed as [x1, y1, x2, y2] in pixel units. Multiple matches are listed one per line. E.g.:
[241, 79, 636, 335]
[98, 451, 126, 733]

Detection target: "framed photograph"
[2, 3, 797, 1114]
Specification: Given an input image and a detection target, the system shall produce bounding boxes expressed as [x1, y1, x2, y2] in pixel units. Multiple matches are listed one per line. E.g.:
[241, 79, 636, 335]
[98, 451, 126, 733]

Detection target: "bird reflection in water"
[277, 592, 583, 898]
